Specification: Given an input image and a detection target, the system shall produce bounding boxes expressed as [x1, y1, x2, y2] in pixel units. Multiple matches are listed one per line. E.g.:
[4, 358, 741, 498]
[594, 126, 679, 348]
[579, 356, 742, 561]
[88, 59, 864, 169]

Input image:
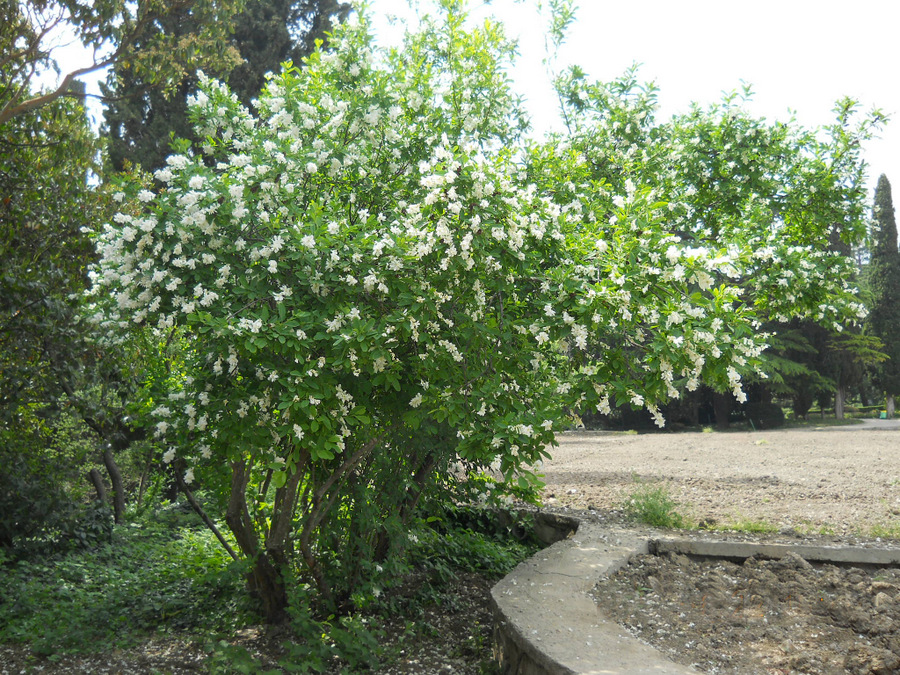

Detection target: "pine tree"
[102, 0, 350, 173]
[866, 174, 900, 416]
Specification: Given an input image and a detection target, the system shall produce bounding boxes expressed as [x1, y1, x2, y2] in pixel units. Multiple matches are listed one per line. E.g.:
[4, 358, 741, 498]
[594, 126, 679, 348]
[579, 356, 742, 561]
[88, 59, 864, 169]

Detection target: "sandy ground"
[540, 420, 900, 535]
[551, 420, 900, 674]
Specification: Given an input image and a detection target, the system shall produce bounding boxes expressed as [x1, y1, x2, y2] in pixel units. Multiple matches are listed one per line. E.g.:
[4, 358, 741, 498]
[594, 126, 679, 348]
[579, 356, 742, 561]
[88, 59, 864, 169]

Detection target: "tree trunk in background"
[88, 468, 108, 505]
[834, 386, 846, 420]
[887, 394, 896, 418]
[102, 447, 126, 523]
[712, 392, 732, 431]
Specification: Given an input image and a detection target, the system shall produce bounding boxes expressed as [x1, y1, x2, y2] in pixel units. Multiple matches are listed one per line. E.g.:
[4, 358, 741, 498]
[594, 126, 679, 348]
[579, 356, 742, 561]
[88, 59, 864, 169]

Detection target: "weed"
[621, 483, 688, 529]
[869, 523, 900, 539]
[715, 518, 779, 534]
[797, 521, 836, 536]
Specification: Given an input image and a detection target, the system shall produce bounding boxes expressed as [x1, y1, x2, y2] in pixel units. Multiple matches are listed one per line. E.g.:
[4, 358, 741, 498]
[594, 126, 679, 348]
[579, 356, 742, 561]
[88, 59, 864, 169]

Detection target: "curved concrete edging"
[490, 520, 699, 674]
[491, 518, 900, 675]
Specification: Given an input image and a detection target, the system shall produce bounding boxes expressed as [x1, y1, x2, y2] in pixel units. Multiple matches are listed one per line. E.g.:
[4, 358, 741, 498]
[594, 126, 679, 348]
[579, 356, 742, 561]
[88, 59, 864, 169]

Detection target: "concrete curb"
[491, 518, 900, 675]
[490, 521, 699, 674]
[653, 537, 900, 566]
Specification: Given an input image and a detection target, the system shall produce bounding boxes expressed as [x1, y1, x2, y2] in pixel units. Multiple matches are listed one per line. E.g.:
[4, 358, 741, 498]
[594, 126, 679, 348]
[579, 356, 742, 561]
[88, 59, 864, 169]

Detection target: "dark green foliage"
[0, 499, 535, 671]
[0, 96, 100, 421]
[866, 175, 900, 397]
[0, 514, 252, 656]
[744, 401, 785, 429]
[1, 1, 244, 124]
[0, 89, 133, 540]
[102, 0, 351, 173]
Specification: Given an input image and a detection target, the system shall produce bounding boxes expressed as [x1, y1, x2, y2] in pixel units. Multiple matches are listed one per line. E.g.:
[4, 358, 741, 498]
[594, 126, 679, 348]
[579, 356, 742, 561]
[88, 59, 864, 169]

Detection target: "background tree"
[102, 0, 350, 173]
[0, 79, 127, 542]
[866, 174, 900, 416]
[0, 0, 244, 124]
[544, 70, 884, 427]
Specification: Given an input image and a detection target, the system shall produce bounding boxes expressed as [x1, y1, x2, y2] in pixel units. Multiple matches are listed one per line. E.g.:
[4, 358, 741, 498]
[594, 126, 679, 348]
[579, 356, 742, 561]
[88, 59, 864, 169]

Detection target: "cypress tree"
[866, 174, 900, 416]
[102, 0, 350, 173]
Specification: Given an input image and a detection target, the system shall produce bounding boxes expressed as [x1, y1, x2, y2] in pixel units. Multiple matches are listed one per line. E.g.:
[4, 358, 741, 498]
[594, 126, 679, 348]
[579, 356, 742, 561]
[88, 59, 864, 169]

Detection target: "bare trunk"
[712, 392, 732, 431]
[835, 387, 846, 420]
[175, 467, 239, 561]
[887, 395, 896, 419]
[373, 452, 437, 562]
[224, 461, 289, 624]
[88, 468, 107, 504]
[102, 447, 126, 523]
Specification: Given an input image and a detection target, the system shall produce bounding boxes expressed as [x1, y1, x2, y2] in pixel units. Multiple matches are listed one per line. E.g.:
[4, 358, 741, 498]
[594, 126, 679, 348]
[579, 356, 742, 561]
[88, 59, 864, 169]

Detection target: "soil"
[541, 421, 900, 536]
[541, 421, 900, 675]
[592, 551, 900, 674]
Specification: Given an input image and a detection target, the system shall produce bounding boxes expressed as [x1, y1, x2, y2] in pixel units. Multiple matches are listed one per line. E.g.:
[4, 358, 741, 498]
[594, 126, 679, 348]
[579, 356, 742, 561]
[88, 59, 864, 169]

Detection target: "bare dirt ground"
[542, 421, 900, 535]
[542, 421, 900, 674]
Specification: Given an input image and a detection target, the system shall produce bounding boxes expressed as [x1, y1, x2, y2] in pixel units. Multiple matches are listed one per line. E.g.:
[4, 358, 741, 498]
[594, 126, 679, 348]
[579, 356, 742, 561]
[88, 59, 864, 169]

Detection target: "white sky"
[53, 0, 899, 199]
[369, 0, 900, 199]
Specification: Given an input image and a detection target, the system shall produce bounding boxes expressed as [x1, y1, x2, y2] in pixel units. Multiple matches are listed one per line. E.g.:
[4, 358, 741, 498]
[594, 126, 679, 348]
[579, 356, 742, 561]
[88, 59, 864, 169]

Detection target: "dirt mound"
[593, 551, 900, 674]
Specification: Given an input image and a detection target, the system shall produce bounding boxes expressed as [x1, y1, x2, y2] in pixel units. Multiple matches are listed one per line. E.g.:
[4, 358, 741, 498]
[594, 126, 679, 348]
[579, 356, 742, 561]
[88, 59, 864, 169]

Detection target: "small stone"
[875, 592, 893, 607]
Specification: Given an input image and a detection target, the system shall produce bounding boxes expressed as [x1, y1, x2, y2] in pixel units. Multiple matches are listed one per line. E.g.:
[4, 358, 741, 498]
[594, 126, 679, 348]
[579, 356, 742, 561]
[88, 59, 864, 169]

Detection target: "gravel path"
[541, 420, 900, 535]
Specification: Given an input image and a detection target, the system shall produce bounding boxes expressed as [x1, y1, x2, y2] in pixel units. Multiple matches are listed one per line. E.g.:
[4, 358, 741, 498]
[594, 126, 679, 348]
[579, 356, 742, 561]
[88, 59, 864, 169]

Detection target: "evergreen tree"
[102, 0, 350, 173]
[866, 174, 900, 416]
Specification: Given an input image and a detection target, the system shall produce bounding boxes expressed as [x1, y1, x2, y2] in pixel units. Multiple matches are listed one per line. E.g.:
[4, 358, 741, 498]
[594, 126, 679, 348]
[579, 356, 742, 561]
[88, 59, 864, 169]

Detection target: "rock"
[875, 592, 893, 608]
[871, 580, 897, 593]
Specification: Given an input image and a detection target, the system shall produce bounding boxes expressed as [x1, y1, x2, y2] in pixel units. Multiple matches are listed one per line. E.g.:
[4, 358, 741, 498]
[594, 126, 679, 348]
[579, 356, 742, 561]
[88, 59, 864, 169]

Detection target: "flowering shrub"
[89, 3, 875, 619]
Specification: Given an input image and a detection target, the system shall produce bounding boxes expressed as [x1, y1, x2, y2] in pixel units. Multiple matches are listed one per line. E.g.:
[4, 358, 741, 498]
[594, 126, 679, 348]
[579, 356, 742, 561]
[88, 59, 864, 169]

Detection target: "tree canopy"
[1, 0, 244, 124]
[866, 174, 900, 404]
[87, 2, 881, 620]
[102, 0, 351, 172]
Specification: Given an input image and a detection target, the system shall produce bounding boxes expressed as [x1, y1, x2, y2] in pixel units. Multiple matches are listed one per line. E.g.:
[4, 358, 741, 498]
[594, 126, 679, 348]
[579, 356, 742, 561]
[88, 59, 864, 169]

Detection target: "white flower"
[162, 448, 176, 464]
[306, 162, 318, 174]
[183, 468, 194, 484]
[301, 235, 316, 249]
[138, 190, 155, 203]
[294, 424, 305, 440]
[410, 393, 423, 408]
[188, 175, 205, 190]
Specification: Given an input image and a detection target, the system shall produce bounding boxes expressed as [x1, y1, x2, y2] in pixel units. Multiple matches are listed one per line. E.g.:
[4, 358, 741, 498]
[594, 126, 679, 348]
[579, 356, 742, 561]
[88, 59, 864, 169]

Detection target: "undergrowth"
[0, 502, 539, 673]
[0, 506, 253, 656]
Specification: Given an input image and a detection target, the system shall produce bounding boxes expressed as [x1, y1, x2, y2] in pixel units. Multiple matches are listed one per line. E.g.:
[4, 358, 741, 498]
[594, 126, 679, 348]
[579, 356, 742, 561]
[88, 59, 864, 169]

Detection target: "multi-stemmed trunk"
[223, 436, 385, 623]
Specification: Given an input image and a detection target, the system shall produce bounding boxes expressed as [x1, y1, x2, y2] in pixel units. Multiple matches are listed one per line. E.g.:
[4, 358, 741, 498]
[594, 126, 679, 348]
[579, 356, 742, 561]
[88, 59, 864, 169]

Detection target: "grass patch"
[796, 521, 837, 536]
[621, 483, 689, 529]
[713, 518, 779, 534]
[869, 523, 900, 540]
